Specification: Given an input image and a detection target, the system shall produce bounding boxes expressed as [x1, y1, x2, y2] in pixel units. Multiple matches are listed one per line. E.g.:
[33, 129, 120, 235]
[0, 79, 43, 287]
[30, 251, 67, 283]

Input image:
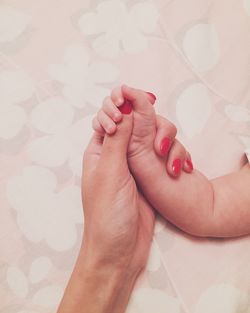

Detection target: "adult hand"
[82, 108, 155, 273]
[57, 109, 155, 313]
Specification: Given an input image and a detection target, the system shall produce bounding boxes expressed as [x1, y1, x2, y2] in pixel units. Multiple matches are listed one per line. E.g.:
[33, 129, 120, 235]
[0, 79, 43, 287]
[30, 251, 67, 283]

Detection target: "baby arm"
[95, 85, 250, 238]
[130, 148, 250, 237]
[121, 86, 250, 237]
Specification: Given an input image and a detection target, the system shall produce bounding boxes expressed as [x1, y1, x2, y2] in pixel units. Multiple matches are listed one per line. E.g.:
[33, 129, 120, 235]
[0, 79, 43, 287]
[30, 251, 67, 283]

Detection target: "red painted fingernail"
[160, 137, 171, 156]
[172, 159, 182, 176]
[146, 92, 157, 104]
[185, 159, 193, 171]
[118, 99, 132, 115]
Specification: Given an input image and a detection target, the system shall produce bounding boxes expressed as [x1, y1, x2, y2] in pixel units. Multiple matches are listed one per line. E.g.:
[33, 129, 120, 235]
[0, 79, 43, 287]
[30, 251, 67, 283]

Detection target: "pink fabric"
[0, 1, 250, 312]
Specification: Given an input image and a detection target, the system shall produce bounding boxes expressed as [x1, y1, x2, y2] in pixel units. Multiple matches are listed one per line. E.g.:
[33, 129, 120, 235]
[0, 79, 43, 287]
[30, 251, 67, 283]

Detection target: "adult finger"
[166, 139, 186, 178]
[154, 115, 177, 157]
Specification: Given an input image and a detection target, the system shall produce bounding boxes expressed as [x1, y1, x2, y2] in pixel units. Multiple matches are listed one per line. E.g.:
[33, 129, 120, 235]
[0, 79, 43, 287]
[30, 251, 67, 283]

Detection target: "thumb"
[83, 131, 103, 173]
[100, 109, 133, 166]
[121, 84, 154, 114]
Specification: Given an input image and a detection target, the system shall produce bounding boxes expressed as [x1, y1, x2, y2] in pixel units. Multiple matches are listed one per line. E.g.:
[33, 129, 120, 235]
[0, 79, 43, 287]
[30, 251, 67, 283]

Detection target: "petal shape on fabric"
[225, 105, 250, 122]
[31, 97, 74, 134]
[194, 284, 250, 313]
[130, 2, 159, 33]
[176, 83, 212, 138]
[6, 266, 29, 299]
[0, 104, 27, 139]
[183, 23, 220, 72]
[32, 285, 63, 308]
[0, 70, 34, 105]
[29, 256, 52, 284]
[0, 7, 30, 43]
[28, 134, 70, 167]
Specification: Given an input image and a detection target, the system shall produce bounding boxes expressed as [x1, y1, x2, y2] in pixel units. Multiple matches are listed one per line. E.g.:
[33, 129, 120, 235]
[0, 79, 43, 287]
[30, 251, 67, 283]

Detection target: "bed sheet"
[0, 0, 250, 312]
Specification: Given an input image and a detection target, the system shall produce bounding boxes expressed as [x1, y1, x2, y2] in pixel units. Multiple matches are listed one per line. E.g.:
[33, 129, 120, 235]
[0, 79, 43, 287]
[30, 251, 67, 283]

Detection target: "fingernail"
[160, 137, 171, 155]
[185, 159, 193, 171]
[118, 99, 132, 115]
[172, 159, 182, 176]
[146, 92, 157, 104]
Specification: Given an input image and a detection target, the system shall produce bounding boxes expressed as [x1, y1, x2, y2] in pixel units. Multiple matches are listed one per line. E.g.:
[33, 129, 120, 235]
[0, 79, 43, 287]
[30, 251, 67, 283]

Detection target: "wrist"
[75, 246, 139, 313]
[57, 245, 139, 313]
[129, 149, 162, 178]
[79, 244, 140, 284]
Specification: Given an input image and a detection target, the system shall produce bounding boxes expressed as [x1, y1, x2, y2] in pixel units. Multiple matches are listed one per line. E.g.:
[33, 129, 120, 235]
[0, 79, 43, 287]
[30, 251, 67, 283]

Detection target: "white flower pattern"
[6, 260, 63, 310]
[127, 288, 181, 313]
[0, 70, 34, 139]
[225, 104, 250, 161]
[29, 97, 94, 176]
[1, 0, 250, 312]
[176, 83, 212, 138]
[182, 23, 220, 72]
[0, 7, 30, 43]
[194, 284, 250, 313]
[48, 45, 119, 108]
[78, 0, 159, 57]
[6, 166, 83, 251]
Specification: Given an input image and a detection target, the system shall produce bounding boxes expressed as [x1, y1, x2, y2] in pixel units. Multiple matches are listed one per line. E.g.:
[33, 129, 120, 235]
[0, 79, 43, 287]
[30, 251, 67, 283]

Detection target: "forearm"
[211, 162, 250, 237]
[57, 243, 139, 313]
[129, 151, 215, 236]
[130, 152, 250, 237]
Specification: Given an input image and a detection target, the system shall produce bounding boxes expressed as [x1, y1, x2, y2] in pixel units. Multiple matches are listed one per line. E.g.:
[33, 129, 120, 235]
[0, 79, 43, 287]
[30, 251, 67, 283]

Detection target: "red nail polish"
[160, 137, 171, 155]
[146, 92, 157, 104]
[185, 159, 193, 171]
[118, 99, 132, 115]
[172, 159, 182, 176]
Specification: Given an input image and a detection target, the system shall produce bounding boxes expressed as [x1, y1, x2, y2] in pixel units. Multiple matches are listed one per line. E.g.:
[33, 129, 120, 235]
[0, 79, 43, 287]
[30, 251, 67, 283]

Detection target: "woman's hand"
[82, 108, 155, 273]
[57, 109, 155, 313]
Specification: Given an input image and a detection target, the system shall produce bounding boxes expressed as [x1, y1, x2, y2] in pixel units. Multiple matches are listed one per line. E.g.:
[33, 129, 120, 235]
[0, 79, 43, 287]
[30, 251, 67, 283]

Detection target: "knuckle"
[178, 144, 187, 158]
[135, 89, 147, 101]
[137, 88, 145, 97]
[103, 101, 110, 112]
[107, 100, 116, 111]
[169, 122, 177, 136]
[175, 139, 182, 149]
[111, 86, 122, 99]
[103, 117, 112, 129]
[103, 96, 110, 106]
[156, 115, 177, 137]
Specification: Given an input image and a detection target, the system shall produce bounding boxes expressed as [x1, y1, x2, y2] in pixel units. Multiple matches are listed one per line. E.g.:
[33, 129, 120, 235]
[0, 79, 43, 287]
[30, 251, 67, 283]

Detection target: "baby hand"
[93, 85, 193, 177]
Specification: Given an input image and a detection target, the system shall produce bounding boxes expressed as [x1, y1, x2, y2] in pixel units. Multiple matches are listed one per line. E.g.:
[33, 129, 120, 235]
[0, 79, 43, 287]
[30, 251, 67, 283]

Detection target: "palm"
[132, 193, 155, 269]
[83, 133, 155, 269]
[127, 107, 156, 158]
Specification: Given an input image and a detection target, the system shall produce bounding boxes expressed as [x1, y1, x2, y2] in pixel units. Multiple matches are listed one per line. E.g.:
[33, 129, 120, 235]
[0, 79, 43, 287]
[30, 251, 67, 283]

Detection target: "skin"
[93, 91, 193, 177]
[57, 109, 155, 313]
[96, 84, 250, 237]
[57, 84, 250, 313]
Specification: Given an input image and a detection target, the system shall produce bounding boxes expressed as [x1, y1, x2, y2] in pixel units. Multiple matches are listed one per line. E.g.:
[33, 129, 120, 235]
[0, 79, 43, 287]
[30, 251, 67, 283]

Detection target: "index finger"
[111, 85, 156, 108]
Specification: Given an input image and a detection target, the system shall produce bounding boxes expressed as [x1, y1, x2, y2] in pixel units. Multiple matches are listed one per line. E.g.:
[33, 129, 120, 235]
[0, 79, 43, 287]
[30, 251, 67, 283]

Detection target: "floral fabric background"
[0, 0, 250, 312]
